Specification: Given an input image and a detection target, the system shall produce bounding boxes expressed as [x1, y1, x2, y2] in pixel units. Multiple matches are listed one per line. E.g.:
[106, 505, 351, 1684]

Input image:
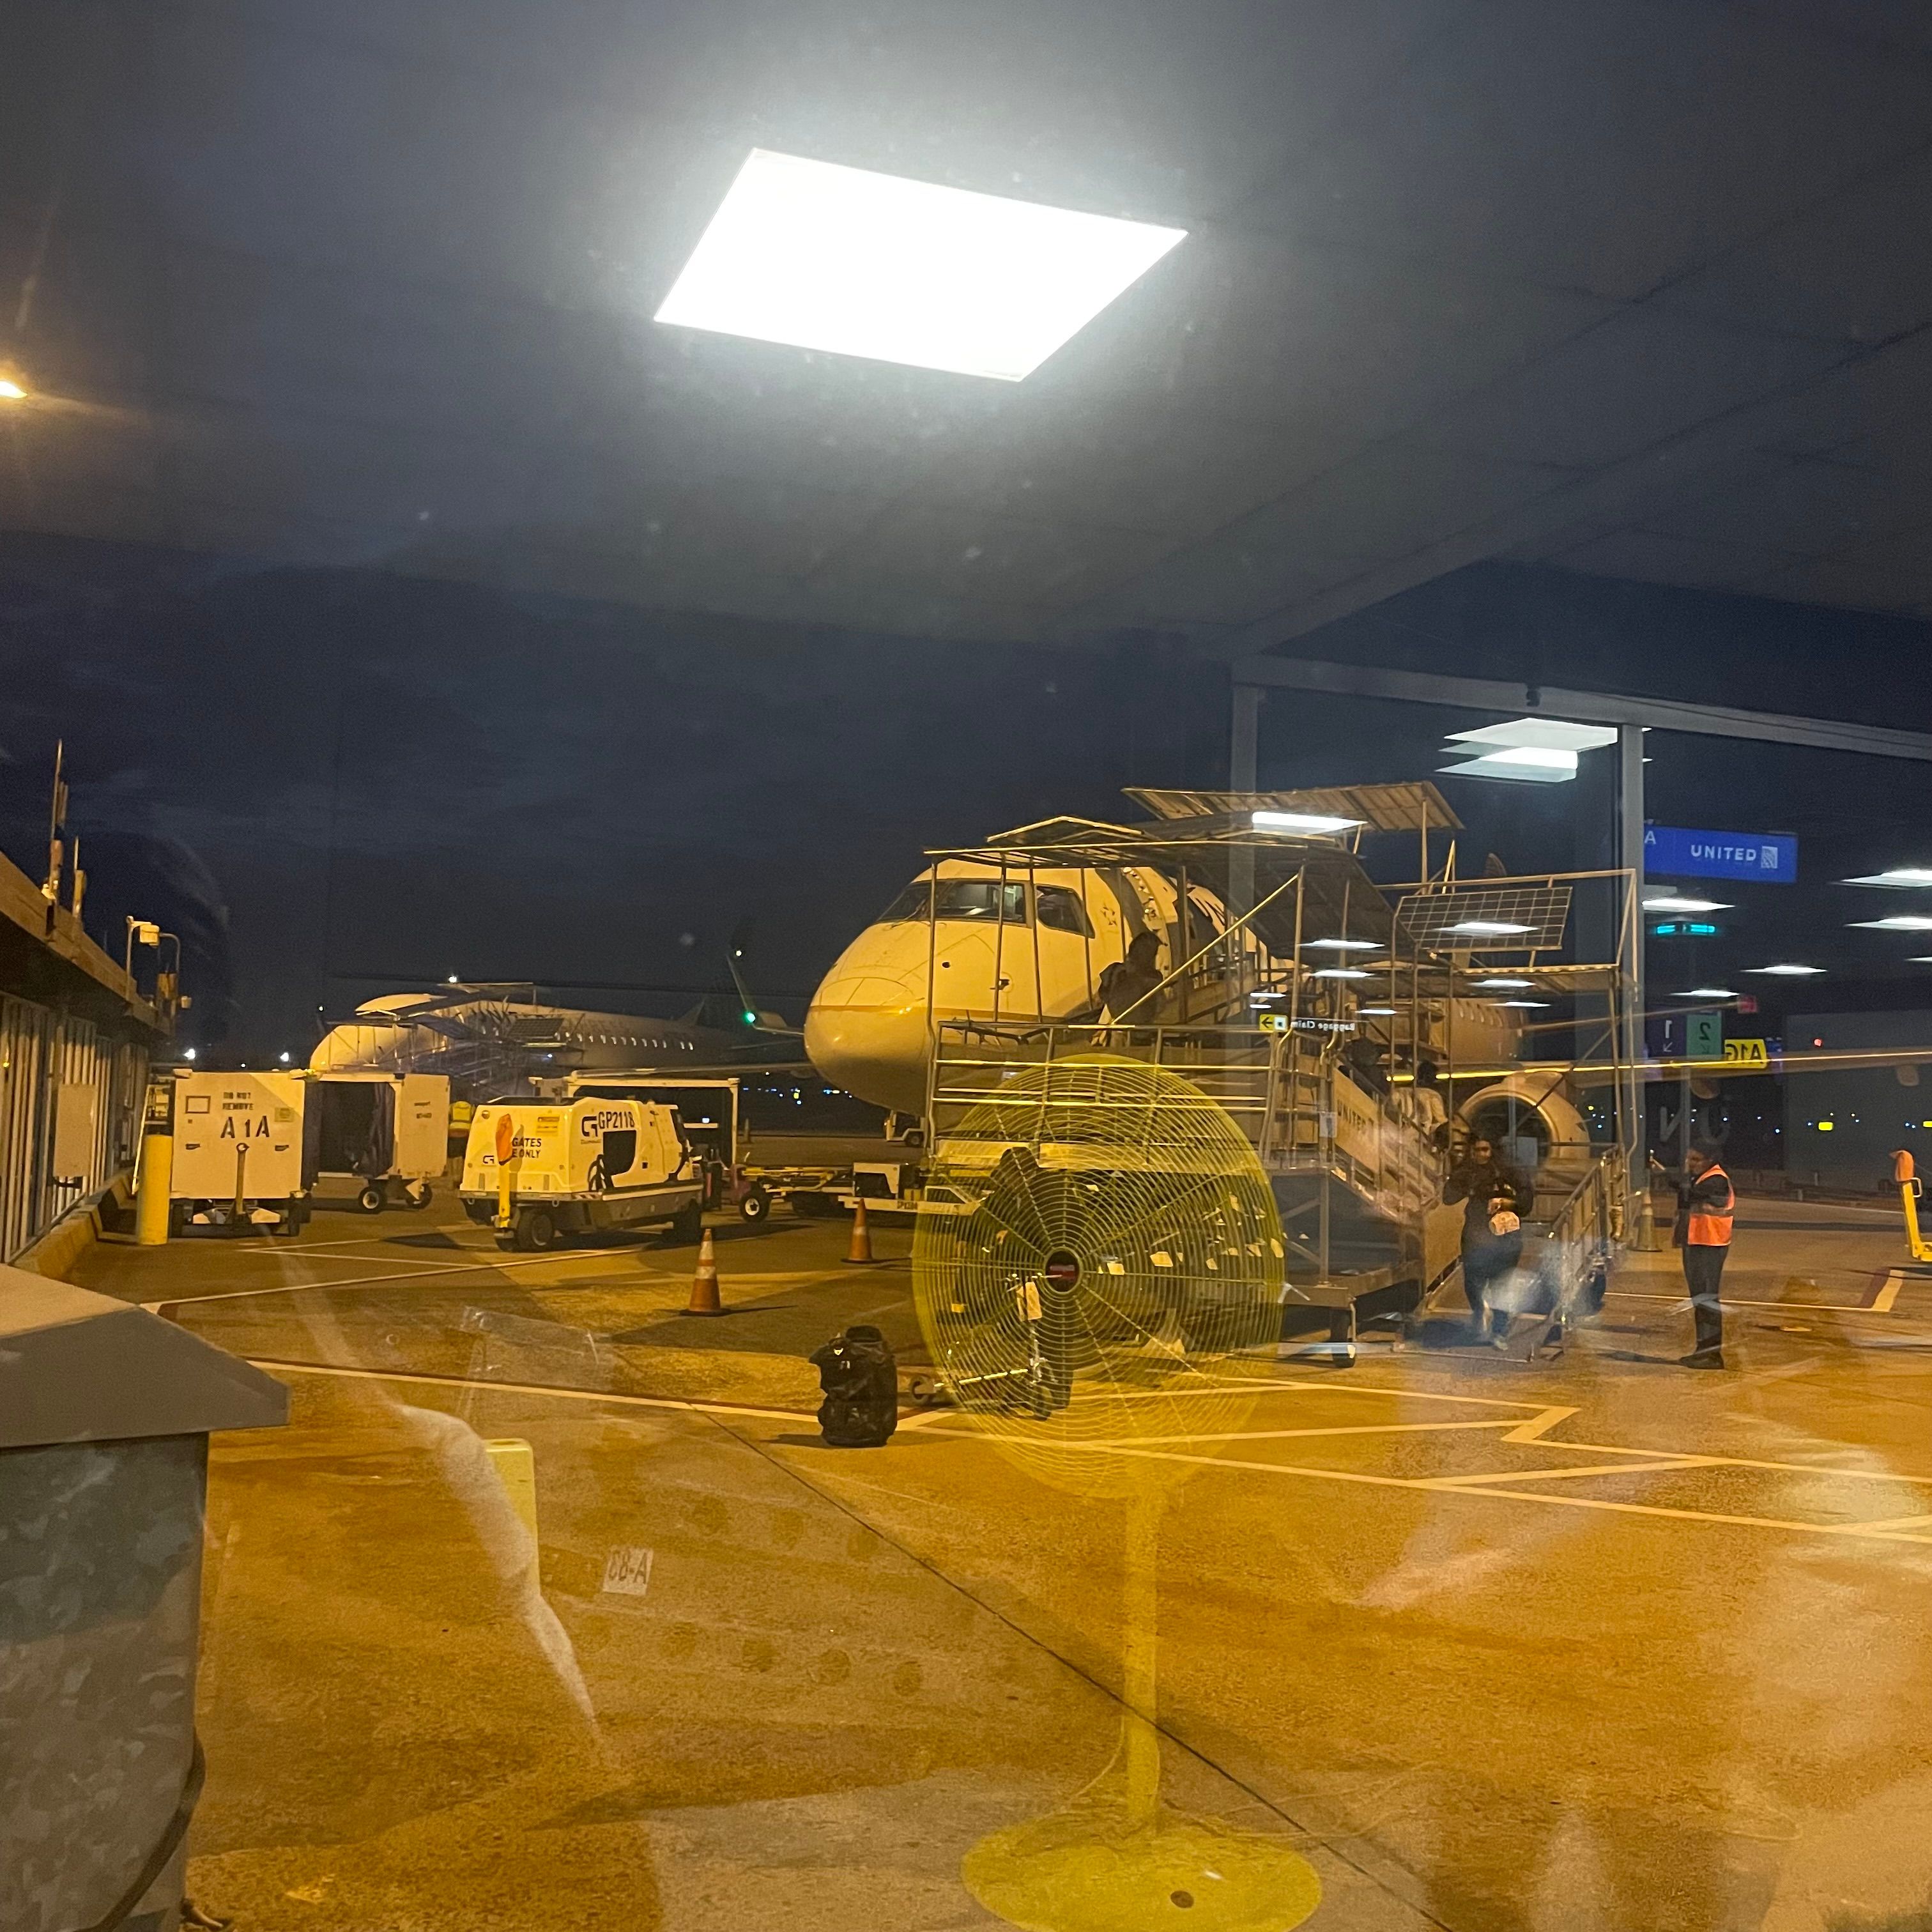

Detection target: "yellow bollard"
[486, 1438, 539, 1549]
[1895, 1151, 1932, 1262]
[135, 1128, 172, 1246]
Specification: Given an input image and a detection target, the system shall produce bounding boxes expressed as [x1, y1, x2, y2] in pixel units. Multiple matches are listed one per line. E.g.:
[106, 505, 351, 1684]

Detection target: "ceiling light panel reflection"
[656, 150, 1186, 380]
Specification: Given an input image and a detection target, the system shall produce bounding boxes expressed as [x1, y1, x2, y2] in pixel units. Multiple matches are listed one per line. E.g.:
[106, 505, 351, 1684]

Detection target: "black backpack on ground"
[809, 1324, 899, 1448]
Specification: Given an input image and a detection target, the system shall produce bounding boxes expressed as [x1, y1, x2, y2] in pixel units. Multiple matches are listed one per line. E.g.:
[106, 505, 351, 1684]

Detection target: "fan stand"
[961, 1493, 1323, 1932]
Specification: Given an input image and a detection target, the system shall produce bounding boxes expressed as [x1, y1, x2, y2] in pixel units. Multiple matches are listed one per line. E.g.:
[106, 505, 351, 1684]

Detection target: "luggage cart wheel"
[356, 1184, 386, 1215]
[404, 1181, 432, 1210]
[739, 1186, 770, 1223]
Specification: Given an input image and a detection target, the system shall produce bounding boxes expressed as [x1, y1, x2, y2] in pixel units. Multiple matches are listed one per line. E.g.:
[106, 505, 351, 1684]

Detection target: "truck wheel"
[670, 1200, 703, 1245]
[356, 1184, 386, 1215]
[404, 1181, 432, 1211]
[739, 1187, 770, 1224]
[514, 1208, 558, 1252]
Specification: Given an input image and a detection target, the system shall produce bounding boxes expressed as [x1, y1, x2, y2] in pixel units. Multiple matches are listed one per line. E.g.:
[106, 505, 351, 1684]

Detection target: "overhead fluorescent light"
[1446, 919, 1531, 936]
[1850, 916, 1932, 930]
[1359, 1006, 1397, 1015]
[1439, 716, 1615, 785]
[1846, 867, 1932, 887]
[1445, 718, 1620, 753]
[1251, 809, 1365, 836]
[654, 149, 1187, 381]
[1677, 988, 1738, 998]
[1307, 937, 1383, 951]
[1440, 747, 1578, 785]
[1473, 976, 1533, 988]
[1643, 895, 1731, 913]
[1748, 963, 1825, 976]
[0, 379, 24, 401]
[1496, 999, 1550, 1009]
[1312, 967, 1373, 980]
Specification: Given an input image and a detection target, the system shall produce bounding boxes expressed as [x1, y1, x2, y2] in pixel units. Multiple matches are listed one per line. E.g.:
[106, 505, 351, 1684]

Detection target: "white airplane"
[804, 792, 1522, 1121]
[313, 977, 800, 1096]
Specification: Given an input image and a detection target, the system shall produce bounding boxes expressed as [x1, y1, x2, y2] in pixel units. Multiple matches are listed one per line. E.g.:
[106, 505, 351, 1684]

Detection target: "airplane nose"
[804, 1000, 930, 1117]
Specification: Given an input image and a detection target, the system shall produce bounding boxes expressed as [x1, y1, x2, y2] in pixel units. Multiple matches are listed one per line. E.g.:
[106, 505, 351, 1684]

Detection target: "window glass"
[877, 882, 932, 922]
[882, 880, 1030, 923]
[933, 880, 1029, 923]
[1037, 885, 1094, 936]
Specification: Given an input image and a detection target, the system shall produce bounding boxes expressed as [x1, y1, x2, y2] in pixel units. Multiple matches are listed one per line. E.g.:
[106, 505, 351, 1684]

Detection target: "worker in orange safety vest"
[1673, 1142, 1734, 1369]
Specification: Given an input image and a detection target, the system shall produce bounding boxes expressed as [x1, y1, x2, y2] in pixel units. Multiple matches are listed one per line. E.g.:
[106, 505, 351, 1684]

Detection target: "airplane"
[805, 785, 1522, 1120]
[312, 973, 802, 1097]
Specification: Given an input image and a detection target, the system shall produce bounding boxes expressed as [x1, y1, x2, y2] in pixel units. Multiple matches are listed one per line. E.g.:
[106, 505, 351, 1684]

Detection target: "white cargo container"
[302, 1071, 450, 1212]
[170, 1071, 306, 1234]
[459, 1096, 705, 1250]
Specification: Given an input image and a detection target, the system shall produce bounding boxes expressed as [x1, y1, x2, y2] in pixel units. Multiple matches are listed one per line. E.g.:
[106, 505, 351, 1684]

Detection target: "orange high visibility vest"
[1686, 1163, 1735, 1246]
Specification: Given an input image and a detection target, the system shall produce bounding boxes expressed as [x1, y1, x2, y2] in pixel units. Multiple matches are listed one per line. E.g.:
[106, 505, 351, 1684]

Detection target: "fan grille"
[912, 1055, 1285, 1498]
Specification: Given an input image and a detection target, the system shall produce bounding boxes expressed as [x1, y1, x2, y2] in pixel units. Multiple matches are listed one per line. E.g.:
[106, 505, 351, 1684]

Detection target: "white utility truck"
[303, 1071, 450, 1212]
[169, 1070, 307, 1235]
[459, 1096, 705, 1250]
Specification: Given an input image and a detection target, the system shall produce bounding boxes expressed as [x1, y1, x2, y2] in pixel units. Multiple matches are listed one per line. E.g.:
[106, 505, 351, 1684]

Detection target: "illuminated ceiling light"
[1251, 809, 1365, 836]
[1359, 1006, 1397, 1015]
[1440, 745, 1578, 784]
[1439, 717, 1616, 785]
[0, 378, 24, 401]
[1446, 919, 1531, 935]
[1473, 976, 1533, 988]
[1643, 894, 1731, 913]
[1846, 867, 1932, 887]
[1496, 999, 1550, 1009]
[1748, 963, 1825, 976]
[655, 148, 1186, 381]
[1307, 937, 1382, 951]
[1311, 967, 1373, 979]
[1447, 718, 1621, 753]
[1677, 988, 1738, 997]
[1850, 915, 1932, 930]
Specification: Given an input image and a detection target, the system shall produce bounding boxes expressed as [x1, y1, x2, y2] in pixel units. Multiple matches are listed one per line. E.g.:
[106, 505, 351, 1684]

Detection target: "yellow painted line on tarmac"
[1607, 1288, 1888, 1314]
[1080, 1420, 1524, 1449]
[248, 1357, 811, 1423]
[1502, 1406, 1583, 1443]
[1426, 1457, 1719, 1488]
[1874, 1271, 1910, 1313]
[1050, 1441, 1932, 1548]
[141, 1247, 631, 1311]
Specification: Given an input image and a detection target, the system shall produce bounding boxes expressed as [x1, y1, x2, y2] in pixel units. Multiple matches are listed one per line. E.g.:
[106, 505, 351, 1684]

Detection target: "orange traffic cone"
[683, 1227, 723, 1315]
[846, 1195, 878, 1265]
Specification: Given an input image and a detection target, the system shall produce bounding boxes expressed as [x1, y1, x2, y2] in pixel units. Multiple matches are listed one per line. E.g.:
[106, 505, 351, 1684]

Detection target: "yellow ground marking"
[248, 1357, 810, 1422]
[1425, 1457, 1718, 1487]
[143, 1253, 854, 1313]
[1607, 1287, 1890, 1314]
[1874, 1271, 1909, 1312]
[1501, 1406, 1581, 1442]
[1051, 1420, 1525, 1450]
[912, 1381, 1932, 1547]
[140, 1248, 629, 1310]
[1053, 1441, 1932, 1548]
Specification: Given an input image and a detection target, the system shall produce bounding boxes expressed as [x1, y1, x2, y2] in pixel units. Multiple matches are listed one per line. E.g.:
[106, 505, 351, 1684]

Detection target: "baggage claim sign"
[1644, 822, 1797, 884]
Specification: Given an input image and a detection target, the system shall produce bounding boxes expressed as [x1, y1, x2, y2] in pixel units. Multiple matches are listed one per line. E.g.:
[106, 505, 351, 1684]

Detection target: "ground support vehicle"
[168, 1070, 308, 1236]
[303, 1071, 449, 1213]
[459, 1096, 705, 1251]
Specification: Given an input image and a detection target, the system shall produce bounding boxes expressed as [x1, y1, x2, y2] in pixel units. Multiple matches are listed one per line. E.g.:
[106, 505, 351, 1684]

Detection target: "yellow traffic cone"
[683, 1226, 723, 1315]
[847, 1195, 878, 1265]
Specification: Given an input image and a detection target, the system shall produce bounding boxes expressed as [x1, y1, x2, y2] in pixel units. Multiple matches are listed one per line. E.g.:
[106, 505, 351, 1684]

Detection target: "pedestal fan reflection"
[913, 1055, 1323, 1932]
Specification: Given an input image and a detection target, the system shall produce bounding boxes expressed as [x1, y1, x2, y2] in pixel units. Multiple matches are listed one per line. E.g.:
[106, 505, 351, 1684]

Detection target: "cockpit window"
[878, 883, 931, 922]
[878, 881, 1029, 923]
[1036, 886, 1094, 936]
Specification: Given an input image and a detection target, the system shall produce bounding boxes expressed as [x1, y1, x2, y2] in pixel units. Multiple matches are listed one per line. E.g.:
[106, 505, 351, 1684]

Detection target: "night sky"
[8, 534, 1932, 1062]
